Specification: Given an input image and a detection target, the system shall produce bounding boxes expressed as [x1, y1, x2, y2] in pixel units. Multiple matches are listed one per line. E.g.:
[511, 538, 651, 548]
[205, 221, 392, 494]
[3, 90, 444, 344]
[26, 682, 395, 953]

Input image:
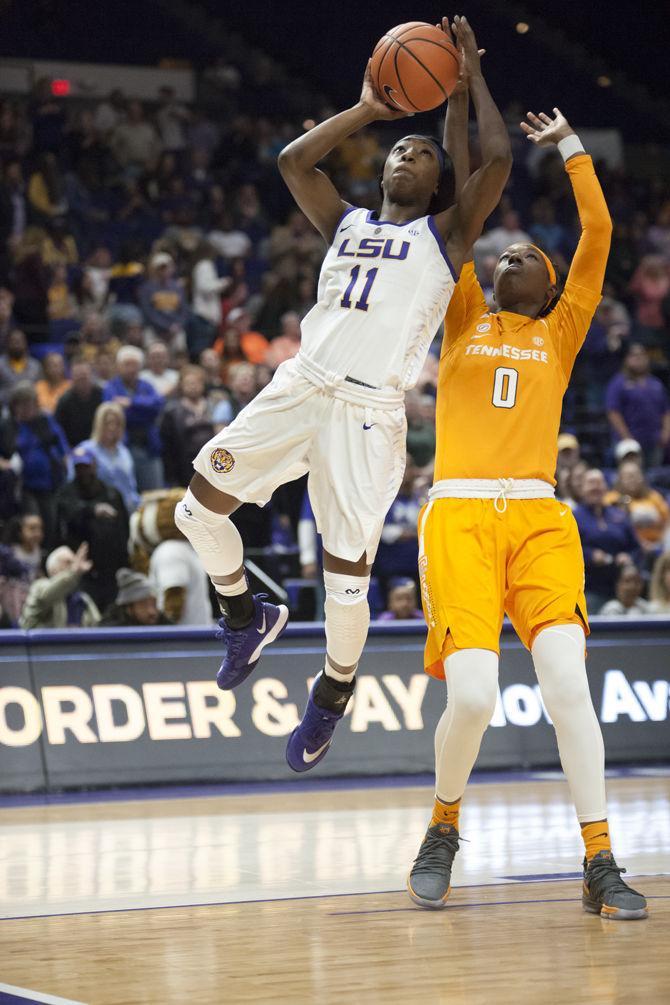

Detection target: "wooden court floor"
[0, 772, 667, 1004]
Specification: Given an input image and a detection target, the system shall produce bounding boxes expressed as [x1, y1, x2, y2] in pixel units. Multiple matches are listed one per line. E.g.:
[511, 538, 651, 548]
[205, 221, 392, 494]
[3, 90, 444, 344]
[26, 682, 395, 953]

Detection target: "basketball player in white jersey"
[176, 16, 511, 771]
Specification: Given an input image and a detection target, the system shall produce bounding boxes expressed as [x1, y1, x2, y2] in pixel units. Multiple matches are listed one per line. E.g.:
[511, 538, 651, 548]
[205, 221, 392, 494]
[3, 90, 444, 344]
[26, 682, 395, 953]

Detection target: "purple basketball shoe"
[216, 595, 288, 690]
[286, 671, 355, 773]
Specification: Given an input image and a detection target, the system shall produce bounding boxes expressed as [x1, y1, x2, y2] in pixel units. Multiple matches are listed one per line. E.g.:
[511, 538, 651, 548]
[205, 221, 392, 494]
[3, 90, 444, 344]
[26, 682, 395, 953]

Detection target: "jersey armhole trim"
[331, 204, 358, 241]
[427, 217, 458, 282]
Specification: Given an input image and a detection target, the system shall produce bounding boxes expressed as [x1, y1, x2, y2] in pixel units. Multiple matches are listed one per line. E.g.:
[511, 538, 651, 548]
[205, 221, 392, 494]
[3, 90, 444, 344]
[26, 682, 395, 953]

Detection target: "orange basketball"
[371, 22, 460, 113]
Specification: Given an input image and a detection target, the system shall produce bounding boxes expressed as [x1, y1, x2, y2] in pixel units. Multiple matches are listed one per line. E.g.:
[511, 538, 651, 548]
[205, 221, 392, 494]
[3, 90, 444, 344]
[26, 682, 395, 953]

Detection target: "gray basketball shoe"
[407, 823, 460, 909]
[582, 850, 648, 920]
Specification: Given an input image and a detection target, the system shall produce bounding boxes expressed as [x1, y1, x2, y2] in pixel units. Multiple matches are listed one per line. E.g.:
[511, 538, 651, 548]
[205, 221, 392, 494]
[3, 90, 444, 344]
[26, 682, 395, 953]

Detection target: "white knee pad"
[174, 488, 243, 579]
[323, 571, 370, 669]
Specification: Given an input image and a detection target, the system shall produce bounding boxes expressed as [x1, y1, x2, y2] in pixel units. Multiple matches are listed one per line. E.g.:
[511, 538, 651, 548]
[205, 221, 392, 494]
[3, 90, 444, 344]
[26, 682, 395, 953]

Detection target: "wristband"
[557, 134, 585, 162]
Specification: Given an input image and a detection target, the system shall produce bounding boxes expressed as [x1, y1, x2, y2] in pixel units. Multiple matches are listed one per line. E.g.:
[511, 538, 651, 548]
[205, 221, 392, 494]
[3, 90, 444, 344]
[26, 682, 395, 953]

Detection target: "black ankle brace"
[314, 672, 355, 713]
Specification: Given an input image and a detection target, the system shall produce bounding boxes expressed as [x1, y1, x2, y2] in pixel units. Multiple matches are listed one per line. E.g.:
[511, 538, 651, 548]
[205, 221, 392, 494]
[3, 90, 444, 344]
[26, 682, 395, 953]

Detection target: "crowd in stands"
[1, 63, 670, 629]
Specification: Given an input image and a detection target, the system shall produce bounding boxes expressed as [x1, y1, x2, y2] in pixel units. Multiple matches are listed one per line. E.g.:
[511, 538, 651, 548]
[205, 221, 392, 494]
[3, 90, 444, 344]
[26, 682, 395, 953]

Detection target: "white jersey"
[299, 206, 456, 391]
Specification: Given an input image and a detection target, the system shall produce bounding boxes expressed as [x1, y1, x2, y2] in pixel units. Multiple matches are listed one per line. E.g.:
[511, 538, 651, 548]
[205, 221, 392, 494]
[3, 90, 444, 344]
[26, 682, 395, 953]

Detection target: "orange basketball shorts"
[418, 497, 589, 680]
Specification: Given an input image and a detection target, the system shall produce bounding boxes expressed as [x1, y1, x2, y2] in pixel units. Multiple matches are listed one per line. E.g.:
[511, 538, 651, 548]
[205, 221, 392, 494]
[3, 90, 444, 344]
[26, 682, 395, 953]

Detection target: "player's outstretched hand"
[359, 60, 410, 120]
[436, 16, 485, 95]
[452, 15, 483, 81]
[521, 108, 574, 145]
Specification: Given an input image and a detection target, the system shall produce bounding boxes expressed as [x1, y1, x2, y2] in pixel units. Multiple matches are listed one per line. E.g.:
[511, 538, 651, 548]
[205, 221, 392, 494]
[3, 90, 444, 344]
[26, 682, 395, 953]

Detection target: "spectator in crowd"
[190, 240, 229, 332]
[0, 541, 32, 626]
[557, 433, 581, 473]
[99, 567, 169, 627]
[599, 564, 654, 617]
[11, 228, 50, 330]
[604, 459, 670, 553]
[647, 200, 670, 260]
[103, 346, 164, 491]
[27, 153, 67, 221]
[81, 246, 112, 311]
[649, 552, 670, 613]
[213, 307, 269, 368]
[34, 351, 71, 413]
[405, 390, 436, 468]
[613, 438, 644, 467]
[374, 457, 422, 587]
[156, 86, 190, 155]
[111, 100, 162, 173]
[628, 255, 670, 343]
[265, 310, 301, 368]
[2, 381, 69, 547]
[41, 216, 78, 266]
[0, 329, 41, 404]
[138, 252, 189, 348]
[140, 341, 179, 398]
[19, 542, 100, 629]
[46, 263, 78, 336]
[378, 580, 423, 622]
[149, 536, 211, 625]
[107, 243, 145, 330]
[5, 512, 44, 580]
[605, 343, 670, 466]
[0, 161, 27, 267]
[55, 358, 103, 447]
[0, 288, 17, 353]
[573, 468, 639, 611]
[79, 401, 140, 513]
[56, 445, 129, 610]
[227, 362, 258, 417]
[159, 365, 219, 487]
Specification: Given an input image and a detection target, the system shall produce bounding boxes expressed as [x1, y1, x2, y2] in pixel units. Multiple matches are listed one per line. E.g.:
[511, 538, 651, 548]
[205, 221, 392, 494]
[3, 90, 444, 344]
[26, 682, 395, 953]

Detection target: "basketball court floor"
[0, 768, 667, 1004]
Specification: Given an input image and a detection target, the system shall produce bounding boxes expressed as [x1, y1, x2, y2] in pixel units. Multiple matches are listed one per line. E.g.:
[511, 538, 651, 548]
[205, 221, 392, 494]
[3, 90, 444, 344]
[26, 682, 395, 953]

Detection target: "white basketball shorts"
[192, 356, 407, 562]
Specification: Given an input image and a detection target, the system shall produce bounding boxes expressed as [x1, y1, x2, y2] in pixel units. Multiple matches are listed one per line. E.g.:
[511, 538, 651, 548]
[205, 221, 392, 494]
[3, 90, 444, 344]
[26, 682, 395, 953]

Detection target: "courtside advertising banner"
[0, 622, 668, 791]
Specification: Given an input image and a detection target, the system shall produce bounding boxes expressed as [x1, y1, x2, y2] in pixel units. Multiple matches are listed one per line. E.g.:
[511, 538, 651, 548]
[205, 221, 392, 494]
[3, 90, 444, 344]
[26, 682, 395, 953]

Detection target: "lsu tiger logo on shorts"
[210, 447, 235, 473]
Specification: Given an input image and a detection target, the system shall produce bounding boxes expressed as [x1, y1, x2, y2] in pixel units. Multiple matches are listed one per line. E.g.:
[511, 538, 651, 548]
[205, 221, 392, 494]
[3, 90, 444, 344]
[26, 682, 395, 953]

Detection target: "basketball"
[371, 21, 460, 113]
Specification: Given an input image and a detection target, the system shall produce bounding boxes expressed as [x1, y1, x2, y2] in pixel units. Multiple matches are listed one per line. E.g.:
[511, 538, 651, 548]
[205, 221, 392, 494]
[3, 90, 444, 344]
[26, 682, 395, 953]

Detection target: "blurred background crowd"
[1, 17, 670, 630]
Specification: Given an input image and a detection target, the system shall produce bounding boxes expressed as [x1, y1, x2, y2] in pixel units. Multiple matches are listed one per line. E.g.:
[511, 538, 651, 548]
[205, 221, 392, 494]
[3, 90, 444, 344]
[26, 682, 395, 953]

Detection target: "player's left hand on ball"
[436, 16, 485, 93]
[360, 60, 410, 120]
[521, 108, 574, 145]
[452, 15, 484, 79]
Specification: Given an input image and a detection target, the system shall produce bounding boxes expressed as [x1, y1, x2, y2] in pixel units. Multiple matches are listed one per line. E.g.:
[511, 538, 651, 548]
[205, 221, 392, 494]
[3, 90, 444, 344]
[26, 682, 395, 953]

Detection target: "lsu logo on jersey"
[337, 237, 410, 261]
[210, 447, 235, 473]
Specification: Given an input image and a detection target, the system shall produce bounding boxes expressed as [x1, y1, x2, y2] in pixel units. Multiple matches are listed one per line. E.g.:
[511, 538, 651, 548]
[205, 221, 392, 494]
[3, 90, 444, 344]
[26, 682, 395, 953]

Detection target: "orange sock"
[581, 819, 612, 861]
[431, 796, 461, 831]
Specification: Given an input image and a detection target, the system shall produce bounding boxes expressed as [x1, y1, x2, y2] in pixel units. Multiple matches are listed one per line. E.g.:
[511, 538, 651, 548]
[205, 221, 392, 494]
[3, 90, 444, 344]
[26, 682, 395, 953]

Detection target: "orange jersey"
[435, 154, 611, 484]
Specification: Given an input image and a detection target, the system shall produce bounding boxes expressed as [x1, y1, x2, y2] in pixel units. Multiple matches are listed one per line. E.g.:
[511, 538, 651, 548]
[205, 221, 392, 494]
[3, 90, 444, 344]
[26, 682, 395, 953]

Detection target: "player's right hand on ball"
[359, 61, 410, 120]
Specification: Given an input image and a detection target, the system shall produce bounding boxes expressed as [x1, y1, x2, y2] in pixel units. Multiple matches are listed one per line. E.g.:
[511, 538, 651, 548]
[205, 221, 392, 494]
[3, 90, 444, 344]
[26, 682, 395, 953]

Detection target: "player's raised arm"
[436, 17, 511, 272]
[278, 65, 408, 244]
[521, 107, 612, 295]
[438, 17, 475, 200]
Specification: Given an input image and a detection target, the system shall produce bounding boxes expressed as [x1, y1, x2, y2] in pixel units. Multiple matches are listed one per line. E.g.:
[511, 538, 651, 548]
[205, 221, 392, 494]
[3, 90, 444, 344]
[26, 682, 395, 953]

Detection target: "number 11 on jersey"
[341, 266, 378, 312]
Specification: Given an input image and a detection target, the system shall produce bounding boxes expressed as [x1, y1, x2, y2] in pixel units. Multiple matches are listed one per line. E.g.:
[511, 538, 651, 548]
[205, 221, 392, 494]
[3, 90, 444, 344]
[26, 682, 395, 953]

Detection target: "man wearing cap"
[99, 567, 171, 626]
[605, 343, 670, 466]
[613, 438, 644, 466]
[138, 252, 189, 349]
[557, 432, 581, 472]
[56, 445, 130, 611]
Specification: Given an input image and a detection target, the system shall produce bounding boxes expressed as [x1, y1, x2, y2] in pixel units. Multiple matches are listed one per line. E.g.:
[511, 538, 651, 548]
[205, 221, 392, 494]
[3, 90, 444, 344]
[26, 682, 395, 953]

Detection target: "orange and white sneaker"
[407, 823, 460, 910]
[582, 851, 648, 920]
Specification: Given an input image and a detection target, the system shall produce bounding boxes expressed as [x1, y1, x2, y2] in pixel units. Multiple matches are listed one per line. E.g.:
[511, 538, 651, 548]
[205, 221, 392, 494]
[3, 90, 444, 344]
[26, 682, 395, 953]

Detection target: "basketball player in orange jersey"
[176, 17, 512, 772]
[407, 103, 648, 919]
